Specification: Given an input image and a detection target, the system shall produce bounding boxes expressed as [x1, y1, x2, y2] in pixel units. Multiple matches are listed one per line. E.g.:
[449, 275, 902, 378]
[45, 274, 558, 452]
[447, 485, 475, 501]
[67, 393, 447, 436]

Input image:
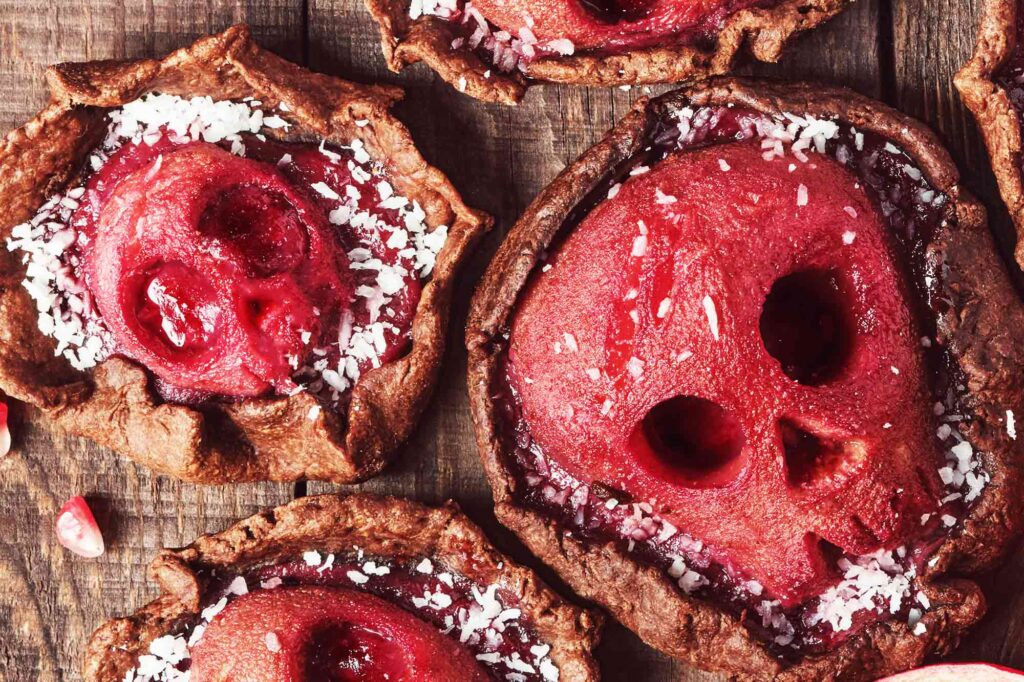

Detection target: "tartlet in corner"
[84, 494, 602, 681]
[0, 25, 490, 484]
[364, 0, 853, 104]
[956, 0, 1024, 266]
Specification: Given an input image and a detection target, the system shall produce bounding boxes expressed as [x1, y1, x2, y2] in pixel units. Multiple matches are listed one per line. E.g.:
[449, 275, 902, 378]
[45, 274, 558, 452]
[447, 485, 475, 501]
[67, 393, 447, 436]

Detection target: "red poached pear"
[81, 142, 353, 397]
[509, 140, 942, 605]
[55, 496, 105, 559]
[190, 585, 491, 681]
[470, 0, 764, 51]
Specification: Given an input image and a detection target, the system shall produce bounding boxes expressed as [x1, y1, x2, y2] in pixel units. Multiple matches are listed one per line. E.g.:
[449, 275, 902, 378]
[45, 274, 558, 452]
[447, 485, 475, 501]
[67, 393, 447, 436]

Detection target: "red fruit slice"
[190, 586, 491, 682]
[85, 142, 353, 397]
[55, 496, 105, 559]
[509, 141, 941, 604]
[0, 401, 9, 457]
[471, 0, 764, 51]
[877, 663, 1024, 681]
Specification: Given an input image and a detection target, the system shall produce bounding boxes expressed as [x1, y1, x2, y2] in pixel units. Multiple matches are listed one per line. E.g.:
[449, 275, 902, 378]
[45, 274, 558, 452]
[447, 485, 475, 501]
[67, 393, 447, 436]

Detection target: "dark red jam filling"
[65, 130, 419, 406]
[155, 553, 556, 682]
[490, 101, 970, 658]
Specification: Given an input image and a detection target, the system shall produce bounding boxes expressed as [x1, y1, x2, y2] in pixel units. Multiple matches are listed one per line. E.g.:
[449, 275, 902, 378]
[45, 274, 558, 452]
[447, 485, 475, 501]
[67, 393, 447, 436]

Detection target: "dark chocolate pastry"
[956, 0, 1024, 267]
[83, 494, 601, 681]
[0, 25, 490, 483]
[467, 77, 1024, 679]
[365, 0, 851, 103]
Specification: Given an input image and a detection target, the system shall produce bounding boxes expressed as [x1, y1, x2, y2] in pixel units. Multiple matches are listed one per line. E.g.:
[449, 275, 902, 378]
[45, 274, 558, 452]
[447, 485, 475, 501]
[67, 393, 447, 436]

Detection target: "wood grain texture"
[0, 0, 1022, 679]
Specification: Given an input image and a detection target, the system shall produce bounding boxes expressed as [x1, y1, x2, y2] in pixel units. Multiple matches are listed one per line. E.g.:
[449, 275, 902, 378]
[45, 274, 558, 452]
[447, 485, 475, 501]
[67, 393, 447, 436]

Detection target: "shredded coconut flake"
[701, 295, 720, 341]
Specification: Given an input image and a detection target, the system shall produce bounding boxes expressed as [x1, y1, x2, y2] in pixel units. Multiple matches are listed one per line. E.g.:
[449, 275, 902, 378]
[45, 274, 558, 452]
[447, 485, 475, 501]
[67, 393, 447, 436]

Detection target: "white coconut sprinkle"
[809, 549, 917, 633]
[416, 0, 573, 75]
[655, 188, 677, 204]
[701, 295, 719, 341]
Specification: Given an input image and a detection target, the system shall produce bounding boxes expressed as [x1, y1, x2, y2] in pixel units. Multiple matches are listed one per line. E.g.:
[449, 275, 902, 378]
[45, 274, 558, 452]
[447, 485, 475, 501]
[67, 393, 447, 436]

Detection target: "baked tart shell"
[364, 0, 852, 104]
[955, 0, 1024, 267]
[466, 77, 1024, 679]
[82, 493, 602, 681]
[0, 25, 491, 484]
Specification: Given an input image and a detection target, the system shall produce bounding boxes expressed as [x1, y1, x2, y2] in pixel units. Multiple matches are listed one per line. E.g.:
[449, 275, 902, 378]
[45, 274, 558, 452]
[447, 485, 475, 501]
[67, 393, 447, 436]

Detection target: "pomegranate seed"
[0, 401, 9, 457]
[55, 496, 105, 558]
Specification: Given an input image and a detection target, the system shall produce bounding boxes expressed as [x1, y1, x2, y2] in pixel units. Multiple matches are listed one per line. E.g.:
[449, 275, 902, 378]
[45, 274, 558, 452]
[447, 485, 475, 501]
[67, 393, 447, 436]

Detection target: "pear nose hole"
[759, 269, 853, 386]
[780, 418, 868, 490]
[631, 396, 747, 488]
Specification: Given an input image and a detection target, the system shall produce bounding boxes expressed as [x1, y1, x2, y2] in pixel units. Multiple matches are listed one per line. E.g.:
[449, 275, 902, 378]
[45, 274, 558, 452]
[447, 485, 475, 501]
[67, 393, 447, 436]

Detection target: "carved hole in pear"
[198, 184, 307, 278]
[134, 260, 222, 357]
[302, 622, 407, 680]
[759, 269, 854, 386]
[578, 0, 656, 23]
[632, 396, 747, 488]
[780, 418, 867, 490]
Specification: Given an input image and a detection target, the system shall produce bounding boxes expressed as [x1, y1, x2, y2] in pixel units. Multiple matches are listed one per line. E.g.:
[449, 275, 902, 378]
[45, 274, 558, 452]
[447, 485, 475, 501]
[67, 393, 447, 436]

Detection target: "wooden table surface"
[2, 0, 1024, 679]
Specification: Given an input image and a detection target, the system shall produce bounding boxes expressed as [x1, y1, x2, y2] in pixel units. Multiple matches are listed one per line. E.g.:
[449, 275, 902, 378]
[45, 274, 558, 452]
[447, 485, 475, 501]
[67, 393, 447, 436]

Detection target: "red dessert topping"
[509, 140, 941, 604]
[467, 0, 766, 51]
[191, 586, 491, 681]
[55, 495, 105, 559]
[0, 400, 9, 457]
[81, 142, 352, 397]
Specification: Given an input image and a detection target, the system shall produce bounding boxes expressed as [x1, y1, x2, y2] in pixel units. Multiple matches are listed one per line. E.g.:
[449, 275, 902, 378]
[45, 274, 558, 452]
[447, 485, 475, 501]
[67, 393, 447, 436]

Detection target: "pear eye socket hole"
[198, 184, 308, 278]
[759, 268, 855, 386]
[631, 395, 747, 489]
[301, 622, 409, 680]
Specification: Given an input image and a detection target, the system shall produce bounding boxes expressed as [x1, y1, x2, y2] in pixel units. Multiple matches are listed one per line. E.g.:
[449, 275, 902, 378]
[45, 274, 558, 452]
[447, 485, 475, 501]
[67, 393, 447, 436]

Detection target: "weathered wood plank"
[0, 4, 304, 681]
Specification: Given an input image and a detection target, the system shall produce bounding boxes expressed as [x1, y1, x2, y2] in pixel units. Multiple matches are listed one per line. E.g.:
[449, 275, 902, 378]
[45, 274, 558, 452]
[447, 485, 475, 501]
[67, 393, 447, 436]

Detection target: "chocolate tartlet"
[467, 78, 1024, 679]
[956, 0, 1024, 267]
[0, 25, 490, 483]
[365, 0, 852, 103]
[84, 494, 601, 681]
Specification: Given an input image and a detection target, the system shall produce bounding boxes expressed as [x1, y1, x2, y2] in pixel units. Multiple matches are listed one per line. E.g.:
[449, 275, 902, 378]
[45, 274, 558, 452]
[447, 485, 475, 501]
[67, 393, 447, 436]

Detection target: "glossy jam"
[492, 103, 964, 656]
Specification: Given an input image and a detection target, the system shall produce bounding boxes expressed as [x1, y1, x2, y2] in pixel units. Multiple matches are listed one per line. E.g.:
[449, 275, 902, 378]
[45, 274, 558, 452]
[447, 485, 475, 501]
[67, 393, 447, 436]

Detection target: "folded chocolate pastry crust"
[955, 0, 1024, 267]
[82, 494, 602, 681]
[364, 0, 852, 104]
[0, 25, 491, 484]
[466, 77, 1024, 679]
